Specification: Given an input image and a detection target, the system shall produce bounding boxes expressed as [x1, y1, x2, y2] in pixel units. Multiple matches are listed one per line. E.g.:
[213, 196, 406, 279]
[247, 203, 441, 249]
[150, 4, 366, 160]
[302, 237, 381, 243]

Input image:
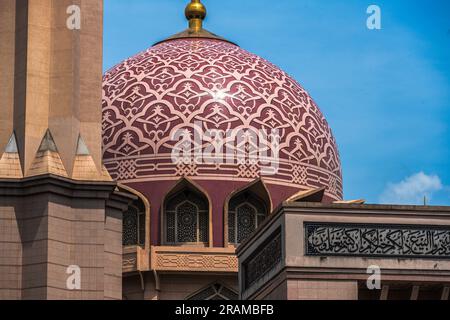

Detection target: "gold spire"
[155, 0, 235, 45]
[185, 0, 207, 32]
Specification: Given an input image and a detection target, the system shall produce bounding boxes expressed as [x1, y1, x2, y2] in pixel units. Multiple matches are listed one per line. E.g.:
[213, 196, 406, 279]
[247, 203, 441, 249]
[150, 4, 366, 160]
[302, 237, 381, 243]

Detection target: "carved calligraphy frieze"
[305, 223, 450, 259]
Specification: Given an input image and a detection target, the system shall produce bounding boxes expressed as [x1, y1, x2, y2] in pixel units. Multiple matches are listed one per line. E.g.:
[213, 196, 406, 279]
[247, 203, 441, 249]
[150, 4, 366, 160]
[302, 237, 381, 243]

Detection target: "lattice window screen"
[123, 200, 146, 247]
[228, 192, 268, 244]
[177, 201, 198, 243]
[165, 188, 209, 244]
[123, 206, 138, 246]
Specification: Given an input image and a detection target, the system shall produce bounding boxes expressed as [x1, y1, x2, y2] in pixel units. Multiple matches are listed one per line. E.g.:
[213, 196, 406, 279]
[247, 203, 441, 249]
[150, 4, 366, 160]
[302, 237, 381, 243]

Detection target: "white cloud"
[379, 172, 443, 205]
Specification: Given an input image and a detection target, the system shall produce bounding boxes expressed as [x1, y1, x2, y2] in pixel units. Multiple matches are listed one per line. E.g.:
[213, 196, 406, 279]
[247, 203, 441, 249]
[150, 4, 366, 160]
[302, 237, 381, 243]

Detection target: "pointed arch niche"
[118, 184, 151, 249]
[224, 179, 272, 246]
[161, 178, 213, 247]
[186, 282, 238, 300]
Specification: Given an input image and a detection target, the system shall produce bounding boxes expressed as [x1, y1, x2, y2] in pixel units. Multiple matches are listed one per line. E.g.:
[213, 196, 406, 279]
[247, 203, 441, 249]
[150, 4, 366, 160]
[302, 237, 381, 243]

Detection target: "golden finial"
[156, 0, 235, 46]
[185, 0, 207, 32]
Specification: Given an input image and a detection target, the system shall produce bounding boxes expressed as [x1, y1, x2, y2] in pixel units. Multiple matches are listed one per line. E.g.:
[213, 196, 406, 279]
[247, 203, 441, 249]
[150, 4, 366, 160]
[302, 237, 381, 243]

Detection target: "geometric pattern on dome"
[102, 39, 343, 200]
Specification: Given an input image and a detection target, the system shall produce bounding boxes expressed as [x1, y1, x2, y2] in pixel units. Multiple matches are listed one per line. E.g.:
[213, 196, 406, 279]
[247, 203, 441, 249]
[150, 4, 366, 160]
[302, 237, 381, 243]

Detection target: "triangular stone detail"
[76, 135, 90, 155]
[72, 155, 113, 181]
[0, 133, 23, 178]
[72, 134, 112, 181]
[0, 152, 23, 179]
[38, 130, 58, 152]
[28, 130, 68, 178]
[72, 152, 113, 182]
[73, 153, 98, 181]
[5, 133, 19, 153]
[101, 165, 113, 181]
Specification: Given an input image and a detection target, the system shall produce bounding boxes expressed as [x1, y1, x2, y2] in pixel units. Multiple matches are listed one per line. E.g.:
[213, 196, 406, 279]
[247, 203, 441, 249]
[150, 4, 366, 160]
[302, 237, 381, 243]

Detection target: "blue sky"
[104, 0, 450, 205]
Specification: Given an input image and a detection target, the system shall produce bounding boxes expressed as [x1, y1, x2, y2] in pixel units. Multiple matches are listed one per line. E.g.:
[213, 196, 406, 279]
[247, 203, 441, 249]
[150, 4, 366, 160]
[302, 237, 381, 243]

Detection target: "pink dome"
[102, 38, 343, 245]
[102, 38, 342, 200]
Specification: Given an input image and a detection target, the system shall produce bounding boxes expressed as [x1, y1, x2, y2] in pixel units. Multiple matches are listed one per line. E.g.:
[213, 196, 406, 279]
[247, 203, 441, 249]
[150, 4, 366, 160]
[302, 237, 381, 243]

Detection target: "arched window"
[187, 283, 238, 300]
[123, 200, 146, 247]
[119, 185, 149, 248]
[228, 192, 268, 244]
[165, 188, 209, 245]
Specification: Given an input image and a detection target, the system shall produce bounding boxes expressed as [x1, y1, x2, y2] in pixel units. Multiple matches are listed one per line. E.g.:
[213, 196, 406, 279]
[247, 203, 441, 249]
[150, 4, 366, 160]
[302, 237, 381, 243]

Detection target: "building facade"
[237, 202, 450, 300]
[0, 0, 449, 300]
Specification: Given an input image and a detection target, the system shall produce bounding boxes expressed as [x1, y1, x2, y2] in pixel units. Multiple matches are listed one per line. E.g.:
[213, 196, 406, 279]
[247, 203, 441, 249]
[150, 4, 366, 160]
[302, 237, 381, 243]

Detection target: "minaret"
[0, 0, 108, 181]
[0, 0, 130, 300]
